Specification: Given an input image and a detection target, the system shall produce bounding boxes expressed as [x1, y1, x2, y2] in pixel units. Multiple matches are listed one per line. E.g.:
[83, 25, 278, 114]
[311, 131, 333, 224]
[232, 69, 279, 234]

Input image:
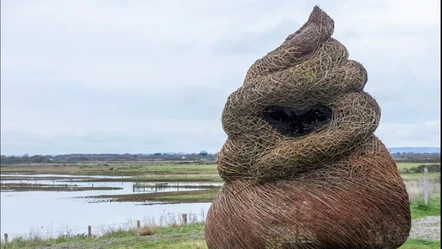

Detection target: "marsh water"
[1, 174, 219, 239]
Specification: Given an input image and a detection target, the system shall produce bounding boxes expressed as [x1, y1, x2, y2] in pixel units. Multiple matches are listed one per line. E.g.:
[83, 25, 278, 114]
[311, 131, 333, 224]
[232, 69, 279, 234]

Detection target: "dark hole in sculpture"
[261, 105, 332, 137]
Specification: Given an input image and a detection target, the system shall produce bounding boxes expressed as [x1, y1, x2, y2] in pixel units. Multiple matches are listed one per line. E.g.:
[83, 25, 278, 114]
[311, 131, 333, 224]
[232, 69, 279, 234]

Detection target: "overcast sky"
[1, 0, 440, 155]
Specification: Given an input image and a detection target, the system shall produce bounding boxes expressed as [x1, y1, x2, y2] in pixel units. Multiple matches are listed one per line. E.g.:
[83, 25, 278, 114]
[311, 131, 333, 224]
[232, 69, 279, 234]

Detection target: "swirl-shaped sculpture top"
[218, 6, 380, 183]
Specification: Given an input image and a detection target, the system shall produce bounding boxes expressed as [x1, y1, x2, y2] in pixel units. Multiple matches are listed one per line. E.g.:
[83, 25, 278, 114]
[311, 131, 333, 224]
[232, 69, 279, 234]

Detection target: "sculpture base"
[205, 140, 411, 249]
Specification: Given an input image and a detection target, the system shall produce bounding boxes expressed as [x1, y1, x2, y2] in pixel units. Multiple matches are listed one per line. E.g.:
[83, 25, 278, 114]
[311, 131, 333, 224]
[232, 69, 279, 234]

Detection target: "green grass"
[135, 165, 217, 174]
[108, 164, 218, 175]
[93, 188, 220, 203]
[0, 163, 219, 176]
[132, 174, 222, 182]
[396, 163, 437, 170]
[401, 173, 440, 180]
[0, 163, 222, 183]
[396, 163, 440, 177]
[399, 239, 441, 249]
[154, 190, 218, 202]
[1, 223, 208, 249]
[410, 195, 441, 220]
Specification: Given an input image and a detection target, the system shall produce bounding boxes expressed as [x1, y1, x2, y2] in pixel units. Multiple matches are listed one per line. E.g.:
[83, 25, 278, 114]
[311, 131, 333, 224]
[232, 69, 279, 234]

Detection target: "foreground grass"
[410, 195, 441, 220]
[1, 223, 207, 249]
[2, 223, 439, 249]
[399, 239, 440, 249]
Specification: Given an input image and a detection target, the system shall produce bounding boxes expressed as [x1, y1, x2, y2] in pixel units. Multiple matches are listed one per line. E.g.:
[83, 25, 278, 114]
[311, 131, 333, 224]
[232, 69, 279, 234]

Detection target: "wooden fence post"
[424, 167, 429, 205]
[88, 225, 92, 238]
[137, 220, 141, 228]
[181, 214, 187, 226]
[4, 233, 8, 243]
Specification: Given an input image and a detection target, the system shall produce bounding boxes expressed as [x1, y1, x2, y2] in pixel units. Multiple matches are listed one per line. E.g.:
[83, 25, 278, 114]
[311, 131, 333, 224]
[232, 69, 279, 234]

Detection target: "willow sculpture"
[205, 6, 411, 249]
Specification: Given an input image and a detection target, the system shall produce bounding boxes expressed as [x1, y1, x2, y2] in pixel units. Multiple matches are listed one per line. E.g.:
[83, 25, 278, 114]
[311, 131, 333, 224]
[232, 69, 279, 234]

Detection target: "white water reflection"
[1, 174, 222, 194]
[0, 174, 217, 239]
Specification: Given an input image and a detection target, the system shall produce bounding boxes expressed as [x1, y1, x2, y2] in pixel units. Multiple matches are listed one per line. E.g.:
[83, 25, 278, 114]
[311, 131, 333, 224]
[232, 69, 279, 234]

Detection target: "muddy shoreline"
[1, 182, 123, 192]
[86, 188, 220, 204]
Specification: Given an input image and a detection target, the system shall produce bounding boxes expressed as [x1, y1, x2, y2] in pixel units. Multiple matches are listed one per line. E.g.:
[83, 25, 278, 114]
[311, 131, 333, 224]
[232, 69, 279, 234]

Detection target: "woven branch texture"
[205, 6, 411, 249]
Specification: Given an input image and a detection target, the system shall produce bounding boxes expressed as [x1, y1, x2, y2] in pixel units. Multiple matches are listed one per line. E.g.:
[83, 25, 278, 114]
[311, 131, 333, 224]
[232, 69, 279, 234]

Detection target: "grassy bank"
[1, 223, 207, 249]
[90, 188, 220, 203]
[0, 164, 219, 176]
[1, 183, 122, 192]
[0, 163, 223, 182]
[2, 223, 440, 249]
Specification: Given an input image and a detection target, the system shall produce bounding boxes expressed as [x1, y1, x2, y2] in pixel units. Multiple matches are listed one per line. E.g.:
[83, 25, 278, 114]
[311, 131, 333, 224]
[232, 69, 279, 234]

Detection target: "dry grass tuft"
[137, 226, 155, 236]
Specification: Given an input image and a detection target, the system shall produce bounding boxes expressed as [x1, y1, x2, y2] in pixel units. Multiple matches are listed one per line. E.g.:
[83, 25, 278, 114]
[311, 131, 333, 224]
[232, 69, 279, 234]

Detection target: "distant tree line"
[390, 152, 440, 163]
[398, 164, 440, 174]
[0, 151, 218, 165]
[0, 152, 439, 165]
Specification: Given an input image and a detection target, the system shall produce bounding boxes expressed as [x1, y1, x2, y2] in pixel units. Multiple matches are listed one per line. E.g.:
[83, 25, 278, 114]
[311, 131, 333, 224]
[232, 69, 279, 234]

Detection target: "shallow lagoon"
[1, 174, 216, 239]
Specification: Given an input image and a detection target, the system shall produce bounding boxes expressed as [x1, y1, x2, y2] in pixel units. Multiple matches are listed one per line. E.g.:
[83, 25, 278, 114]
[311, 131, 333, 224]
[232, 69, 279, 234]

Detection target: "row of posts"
[423, 167, 429, 205]
[3, 214, 188, 243]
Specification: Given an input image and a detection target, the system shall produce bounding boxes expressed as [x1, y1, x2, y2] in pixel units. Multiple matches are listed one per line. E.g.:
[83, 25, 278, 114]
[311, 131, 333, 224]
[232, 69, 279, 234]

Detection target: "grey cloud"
[211, 18, 300, 56]
[376, 121, 440, 147]
[1, 128, 227, 155]
[1, 76, 228, 121]
[340, 29, 360, 39]
[363, 65, 440, 123]
[1, 0, 440, 155]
